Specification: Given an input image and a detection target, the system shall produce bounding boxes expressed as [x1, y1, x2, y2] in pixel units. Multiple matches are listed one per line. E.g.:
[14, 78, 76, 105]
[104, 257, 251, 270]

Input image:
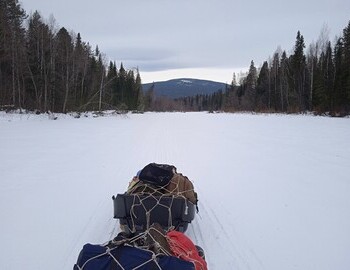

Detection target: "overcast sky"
[21, 0, 350, 83]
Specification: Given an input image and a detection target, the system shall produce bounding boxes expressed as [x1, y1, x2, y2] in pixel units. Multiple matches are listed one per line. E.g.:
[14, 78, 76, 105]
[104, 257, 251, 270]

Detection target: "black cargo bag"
[138, 163, 176, 187]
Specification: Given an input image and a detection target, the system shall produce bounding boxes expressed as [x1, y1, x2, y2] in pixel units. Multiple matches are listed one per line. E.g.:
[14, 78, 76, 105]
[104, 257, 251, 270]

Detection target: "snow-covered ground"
[1, 111, 349, 270]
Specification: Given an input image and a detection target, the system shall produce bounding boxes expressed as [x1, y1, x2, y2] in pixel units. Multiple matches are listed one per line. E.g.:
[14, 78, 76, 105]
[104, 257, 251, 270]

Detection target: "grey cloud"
[23, 0, 350, 76]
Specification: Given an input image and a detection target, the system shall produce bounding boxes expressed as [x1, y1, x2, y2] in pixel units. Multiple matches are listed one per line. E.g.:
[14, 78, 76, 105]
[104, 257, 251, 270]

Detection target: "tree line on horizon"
[0, 0, 143, 113]
[172, 22, 350, 115]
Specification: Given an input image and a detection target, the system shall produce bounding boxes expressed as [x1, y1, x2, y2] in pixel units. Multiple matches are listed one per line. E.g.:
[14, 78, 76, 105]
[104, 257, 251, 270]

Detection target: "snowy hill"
[1, 112, 350, 270]
[142, 78, 228, 98]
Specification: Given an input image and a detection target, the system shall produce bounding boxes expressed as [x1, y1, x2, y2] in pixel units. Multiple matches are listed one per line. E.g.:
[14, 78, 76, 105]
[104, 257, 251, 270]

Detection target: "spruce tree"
[333, 37, 346, 113]
[135, 70, 144, 111]
[313, 42, 334, 112]
[26, 11, 52, 111]
[324, 42, 334, 111]
[271, 52, 281, 110]
[256, 61, 269, 110]
[0, 0, 26, 108]
[244, 60, 258, 110]
[279, 51, 290, 111]
[118, 62, 127, 109]
[105, 61, 117, 108]
[342, 21, 350, 111]
[291, 31, 307, 110]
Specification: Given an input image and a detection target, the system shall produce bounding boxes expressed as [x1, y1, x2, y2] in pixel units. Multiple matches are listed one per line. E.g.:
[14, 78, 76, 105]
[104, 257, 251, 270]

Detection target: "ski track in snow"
[62, 198, 106, 268]
[1, 112, 350, 270]
[193, 197, 260, 270]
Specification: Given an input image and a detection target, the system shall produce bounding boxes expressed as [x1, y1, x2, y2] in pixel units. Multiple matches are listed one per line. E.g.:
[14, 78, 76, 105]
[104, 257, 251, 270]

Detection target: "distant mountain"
[142, 78, 229, 99]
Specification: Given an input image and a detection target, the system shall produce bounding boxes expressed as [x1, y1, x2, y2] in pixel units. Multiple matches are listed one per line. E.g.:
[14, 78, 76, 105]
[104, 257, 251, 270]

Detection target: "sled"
[112, 193, 196, 233]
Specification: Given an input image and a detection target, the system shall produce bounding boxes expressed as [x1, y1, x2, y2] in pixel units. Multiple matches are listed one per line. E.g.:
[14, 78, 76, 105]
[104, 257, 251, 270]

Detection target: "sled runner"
[112, 193, 196, 233]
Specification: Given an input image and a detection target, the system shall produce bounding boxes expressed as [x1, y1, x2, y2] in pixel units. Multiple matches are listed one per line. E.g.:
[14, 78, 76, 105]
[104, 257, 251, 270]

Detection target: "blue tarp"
[74, 243, 195, 270]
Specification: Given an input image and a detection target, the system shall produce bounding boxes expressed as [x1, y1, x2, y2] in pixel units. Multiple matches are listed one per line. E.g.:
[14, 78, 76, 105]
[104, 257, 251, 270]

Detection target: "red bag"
[167, 230, 207, 270]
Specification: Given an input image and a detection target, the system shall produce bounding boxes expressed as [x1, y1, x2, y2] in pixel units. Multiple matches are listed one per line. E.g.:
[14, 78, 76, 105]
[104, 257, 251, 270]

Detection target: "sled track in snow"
[195, 197, 267, 270]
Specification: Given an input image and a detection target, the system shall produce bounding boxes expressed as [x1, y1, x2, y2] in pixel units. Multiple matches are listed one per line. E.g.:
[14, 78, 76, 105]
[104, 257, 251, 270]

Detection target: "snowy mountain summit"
[178, 79, 193, 85]
[142, 78, 228, 98]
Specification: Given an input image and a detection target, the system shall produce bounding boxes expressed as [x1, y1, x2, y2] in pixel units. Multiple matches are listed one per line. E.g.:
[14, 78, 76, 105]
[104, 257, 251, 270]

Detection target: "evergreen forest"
[174, 26, 350, 116]
[0, 0, 143, 113]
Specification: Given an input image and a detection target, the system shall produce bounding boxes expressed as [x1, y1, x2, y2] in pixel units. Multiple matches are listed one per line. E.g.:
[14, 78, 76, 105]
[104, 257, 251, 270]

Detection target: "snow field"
[0, 112, 349, 270]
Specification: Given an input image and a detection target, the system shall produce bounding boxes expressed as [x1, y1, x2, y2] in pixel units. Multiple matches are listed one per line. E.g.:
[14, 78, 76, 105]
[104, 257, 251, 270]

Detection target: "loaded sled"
[113, 163, 198, 233]
[74, 163, 206, 270]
